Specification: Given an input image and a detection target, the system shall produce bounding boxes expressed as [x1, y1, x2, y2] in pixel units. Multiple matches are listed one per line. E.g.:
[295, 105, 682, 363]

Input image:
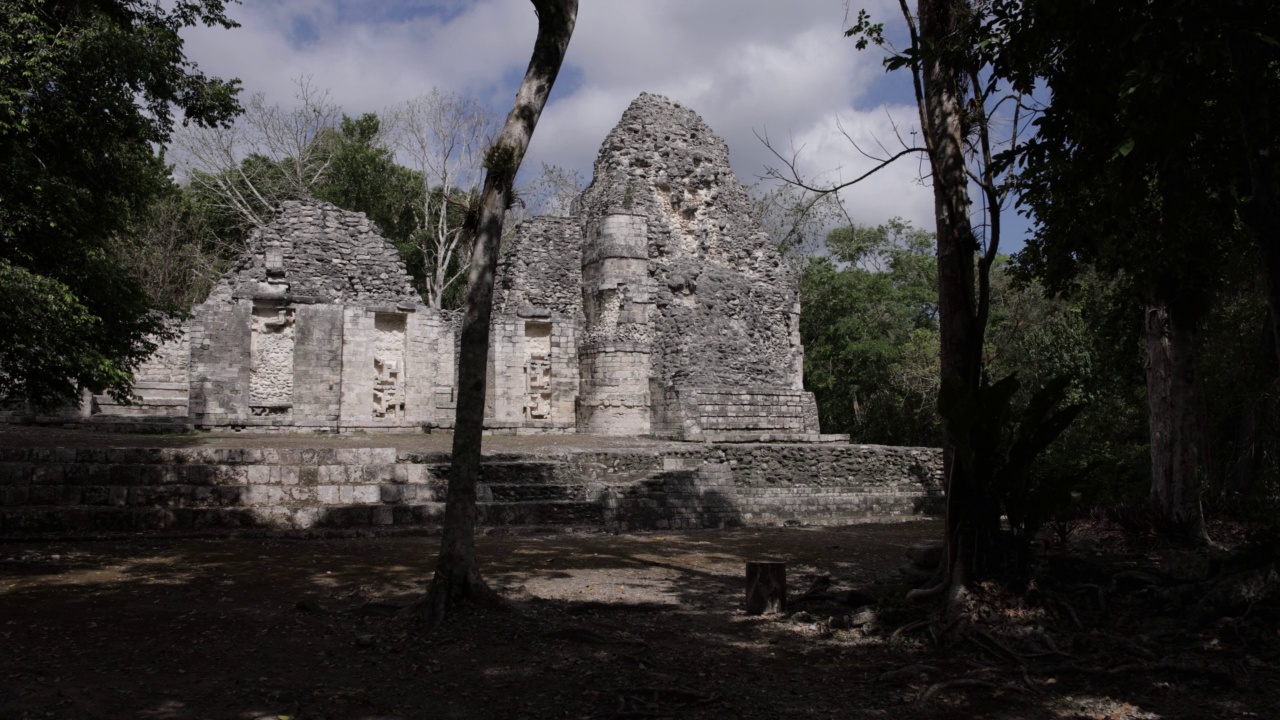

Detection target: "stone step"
[484, 483, 588, 503]
[476, 500, 603, 526]
[423, 461, 564, 485]
[0, 499, 604, 533]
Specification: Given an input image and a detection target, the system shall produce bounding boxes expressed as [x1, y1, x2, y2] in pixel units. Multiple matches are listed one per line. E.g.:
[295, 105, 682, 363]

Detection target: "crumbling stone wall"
[91, 322, 191, 419]
[577, 94, 804, 390]
[571, 93, 818, 439]
[40, 97, 830, 441]
[248, 306, 296, 409]
[207, 200, 418, 306]
[188, 200, 446, 432]
[488, 216, 583, 432]
[494, 217, 583, 316]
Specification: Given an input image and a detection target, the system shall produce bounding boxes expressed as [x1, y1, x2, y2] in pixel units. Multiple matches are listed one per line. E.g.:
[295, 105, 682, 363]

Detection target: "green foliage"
[0, 0, 241, 408]
[1004, 0, 1256, 312]
[316, 115, 419, 240]
[313, 114, 427, 293]
[800, 219, 941, 446]
[114, 179, 232, 312]
[0, 259, 152, 409]
[994, 0, 1280, 519]
[482, 142, 518, 183]
[942, 370, 1085, 547]
[1196, 262, 1280, 515]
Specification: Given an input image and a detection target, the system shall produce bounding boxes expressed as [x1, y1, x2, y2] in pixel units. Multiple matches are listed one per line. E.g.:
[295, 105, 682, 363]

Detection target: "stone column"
[576, 214, 653, 435]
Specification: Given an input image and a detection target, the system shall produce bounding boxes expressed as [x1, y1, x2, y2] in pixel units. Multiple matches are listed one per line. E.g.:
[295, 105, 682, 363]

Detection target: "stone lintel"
[517, 305, 552, 319]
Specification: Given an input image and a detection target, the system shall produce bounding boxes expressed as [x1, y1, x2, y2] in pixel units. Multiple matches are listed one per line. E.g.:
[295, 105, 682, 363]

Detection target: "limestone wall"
[571, 93, 817, 439]
[206, 200, 419, 307]
[90, 323, 191, 419]
[9, 99, 828, 439]
[0, 443, 941, 534]
[494, 217, 583, 316]
[576, 94, 804, 392]
[487, 314, 580, 432]
[189, 299, 253, 427]
[291, 305, 345, 426]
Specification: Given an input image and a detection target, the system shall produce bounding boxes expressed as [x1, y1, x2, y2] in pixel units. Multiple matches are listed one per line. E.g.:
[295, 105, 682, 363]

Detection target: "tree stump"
[745, 561, 787, 615]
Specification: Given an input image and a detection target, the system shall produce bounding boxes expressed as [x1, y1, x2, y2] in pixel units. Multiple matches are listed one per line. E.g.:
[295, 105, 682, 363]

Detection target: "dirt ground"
[2, 521, 1275, 720]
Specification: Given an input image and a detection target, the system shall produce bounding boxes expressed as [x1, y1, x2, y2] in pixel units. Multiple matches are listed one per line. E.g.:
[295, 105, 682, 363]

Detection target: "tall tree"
[913, 0, 1007, 604]
[994, 0, 1279, 542]
[836, 1, 1081, 607]
[0, 0, 241, 408]
[422, 0, 578, 627]
[800, 220, 941, 446]
[390, 91, 497, 309]
[313, 113, 425, 288]
[173, 76, 340, 230]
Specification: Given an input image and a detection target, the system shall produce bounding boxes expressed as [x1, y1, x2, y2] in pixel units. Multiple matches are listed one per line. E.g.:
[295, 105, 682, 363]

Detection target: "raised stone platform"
[0, 440, 941, 536]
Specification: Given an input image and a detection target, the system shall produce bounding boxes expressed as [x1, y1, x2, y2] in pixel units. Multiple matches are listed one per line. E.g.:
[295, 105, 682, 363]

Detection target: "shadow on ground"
[0, 522, 1272, 720]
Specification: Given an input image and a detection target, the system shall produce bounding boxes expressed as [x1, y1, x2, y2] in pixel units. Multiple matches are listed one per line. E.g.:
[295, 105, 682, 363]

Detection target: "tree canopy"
[0, 0, 241, 408]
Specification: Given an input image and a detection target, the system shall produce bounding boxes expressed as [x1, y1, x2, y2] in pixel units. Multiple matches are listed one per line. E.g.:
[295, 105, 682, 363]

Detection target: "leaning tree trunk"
[911, 0, 1004, 609]
[1143, 291, 1210, 544]
[423, 0, 578, 627]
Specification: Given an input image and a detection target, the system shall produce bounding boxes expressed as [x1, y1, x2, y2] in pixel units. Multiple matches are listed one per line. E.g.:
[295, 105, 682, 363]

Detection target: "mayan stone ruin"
[0, 94, 943, 535]
[69, 94, 821, 441]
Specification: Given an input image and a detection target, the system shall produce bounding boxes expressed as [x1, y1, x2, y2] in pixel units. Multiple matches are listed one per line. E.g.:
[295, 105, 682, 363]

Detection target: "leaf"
[1114, 139, 1135, 158]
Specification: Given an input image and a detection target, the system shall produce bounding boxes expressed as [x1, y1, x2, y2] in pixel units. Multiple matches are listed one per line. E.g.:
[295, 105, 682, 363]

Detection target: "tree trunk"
[912, 0, 1004, 608]
[1143, 294, 1209, 544]
[422, 0, 578, 628]
[745, 561, 787, 615]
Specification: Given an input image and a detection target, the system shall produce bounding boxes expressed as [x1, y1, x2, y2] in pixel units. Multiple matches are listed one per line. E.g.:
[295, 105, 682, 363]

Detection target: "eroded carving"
[249, 307, 296, 407]
[373, 313, 407, 419]
[523, 321, 552, 420]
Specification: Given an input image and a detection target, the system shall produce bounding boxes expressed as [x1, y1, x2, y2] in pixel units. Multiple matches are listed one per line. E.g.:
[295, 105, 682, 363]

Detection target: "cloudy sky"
[180, 0, 1028, 245]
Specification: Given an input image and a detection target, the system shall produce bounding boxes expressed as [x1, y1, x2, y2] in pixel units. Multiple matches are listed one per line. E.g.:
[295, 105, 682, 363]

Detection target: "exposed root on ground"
[413, 573, 511, 632]
[612, 686, 721, 718]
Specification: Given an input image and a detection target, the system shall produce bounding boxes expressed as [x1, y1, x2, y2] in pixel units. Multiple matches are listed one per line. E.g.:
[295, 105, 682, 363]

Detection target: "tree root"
[877, 663, 941, 683]
[916, 667, 1032, 705]
[906, 578, 949, 603]
[413, 573, 511, 632]
[1031, 633, 1073, 658]
[1042, 589, 1085, 630]
[965, 627, 1027, 665]
[917, 678, 999, 704]
[890, 618, 931, 640]
[612, 686, 720, 717]
[1065, 582, 1108, 614]
[1038, 660, 1234, 685]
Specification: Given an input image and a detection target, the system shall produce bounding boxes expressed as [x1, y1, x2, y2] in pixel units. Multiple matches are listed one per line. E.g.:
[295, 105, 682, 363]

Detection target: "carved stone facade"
[103, 199, 458, 433]
[86, 94, 820, 440]
[483, 93, 820, 440]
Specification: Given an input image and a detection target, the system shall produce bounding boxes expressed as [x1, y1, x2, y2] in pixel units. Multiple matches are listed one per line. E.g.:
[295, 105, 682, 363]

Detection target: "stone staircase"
[0, 443, 942, 536]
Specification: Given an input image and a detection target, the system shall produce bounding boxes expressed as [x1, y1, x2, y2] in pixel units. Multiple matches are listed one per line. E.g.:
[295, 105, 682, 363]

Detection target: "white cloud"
[179, 0, 936, 229]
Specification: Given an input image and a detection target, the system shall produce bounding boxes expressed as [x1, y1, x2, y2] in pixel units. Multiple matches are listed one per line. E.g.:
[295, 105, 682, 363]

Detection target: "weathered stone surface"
[211, 200, 418, 306]
[0, 442, 942, 534]
[37, 94, 837, 443]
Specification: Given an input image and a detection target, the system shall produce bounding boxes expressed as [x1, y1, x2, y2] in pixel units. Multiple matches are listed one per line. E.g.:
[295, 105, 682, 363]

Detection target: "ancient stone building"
[87, 200, 459, 432]
[87, 93, 821, 440]
[486, 93, 819, 440]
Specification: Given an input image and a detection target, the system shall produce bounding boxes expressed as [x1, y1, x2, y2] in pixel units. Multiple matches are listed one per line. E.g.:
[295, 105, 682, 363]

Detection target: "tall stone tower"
[575, 93, 819, 440]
